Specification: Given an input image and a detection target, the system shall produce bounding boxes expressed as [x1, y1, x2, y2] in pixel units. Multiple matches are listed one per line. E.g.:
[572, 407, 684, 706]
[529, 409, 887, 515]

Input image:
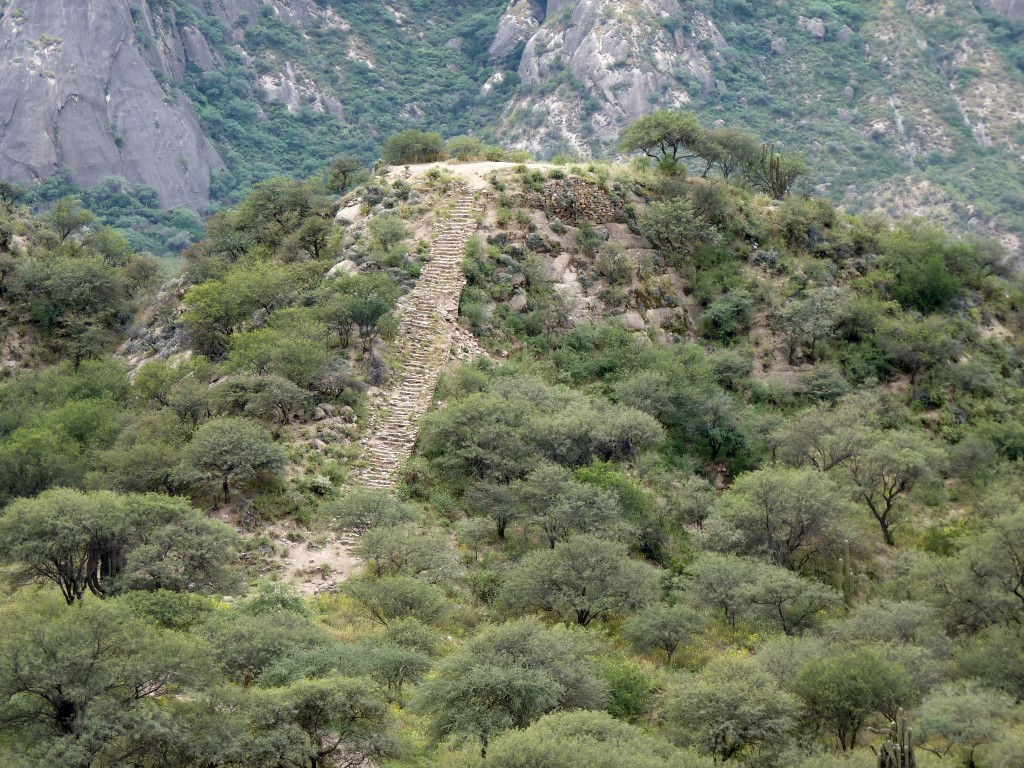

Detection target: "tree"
[484, 711, 703, 768]
[618, 110, 709, 172]
[515, 463, 625, 548]
[327, 155, 367, 194]
[698, 290, 754, 342]
[322, 273, 401, 350]
[0, 488, 239, 604]
[466, 479, 523, 539]
[45, 196, 96, 242]
[0, 179, 25, 210]
[917, 681, 1015, 768]
[662, 655, 799, 762]
[279, 675, 397, 768]
[355, 525, 459, 584]
[344, 576, 450, 627]
[707, 127, 763, 179]
[176, 416, 286, 504]
[775, 399, 868, 472]
[363, 643, 431, 706]
[795, 648, 917, 750]
[203, 609, 329, 686]
[213, 374, 314, 424]
[0, 597, 207, 763]
[639, 197, 708, 257]
[875, 313, 959, 384]
[773, 289, 841, 364]
[226, 327, 331, 390]
[736, 567, 840, 635]
[683, 553, 839, 634]
[416, 619, 609, 755]
[366, 214, 410, 250]
[705, 466, 855, 574]
[621, 603, 706, 664]
[0, 426, 82, 502]
[683, 553, 755, 628]
[447, 135, 486, 161]
[420, 665, 560, 756]
[934, 508, 1024, 629]
[382, 130, 447, 165]
[326, 489, 420, 533]
[500, 535, 661, 626]
[844, 430, 945, 546]
[419, 388, 539, 484]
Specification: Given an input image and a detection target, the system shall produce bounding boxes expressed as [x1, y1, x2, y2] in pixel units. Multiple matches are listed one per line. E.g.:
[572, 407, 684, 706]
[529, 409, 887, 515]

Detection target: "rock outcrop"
[493, 0, 726, 154]
[0, 0, 224, 209]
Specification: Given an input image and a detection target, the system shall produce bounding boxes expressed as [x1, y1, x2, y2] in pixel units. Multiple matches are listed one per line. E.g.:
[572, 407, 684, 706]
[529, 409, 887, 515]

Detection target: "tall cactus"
[876, 709, 917, 768]
[755, 142, 805, 199]
[838, 539, 855, 607]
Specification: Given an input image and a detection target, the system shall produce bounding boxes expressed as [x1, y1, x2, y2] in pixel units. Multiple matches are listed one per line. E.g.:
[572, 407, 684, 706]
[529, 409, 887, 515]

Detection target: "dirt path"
[388, 160, 552, 190]
[350, 180, 484, 489]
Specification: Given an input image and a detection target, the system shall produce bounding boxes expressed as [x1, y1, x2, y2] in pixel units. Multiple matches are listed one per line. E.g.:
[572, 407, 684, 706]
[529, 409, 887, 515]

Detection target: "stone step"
[349, 183, 482, 490]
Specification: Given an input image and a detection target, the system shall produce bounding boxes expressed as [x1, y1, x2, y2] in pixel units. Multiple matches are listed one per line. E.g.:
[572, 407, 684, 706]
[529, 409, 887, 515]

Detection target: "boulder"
[621, 311, 647, 331]
[327, 259, 359, 279]
[798, 16, 827, 39]
[508, 292, 528, 312]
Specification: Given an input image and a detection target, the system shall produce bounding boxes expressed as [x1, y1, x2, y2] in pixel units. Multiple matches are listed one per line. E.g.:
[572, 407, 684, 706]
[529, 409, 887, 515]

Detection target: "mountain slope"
[0, 0, 1022, 249]
[488, 0, 1024, 250]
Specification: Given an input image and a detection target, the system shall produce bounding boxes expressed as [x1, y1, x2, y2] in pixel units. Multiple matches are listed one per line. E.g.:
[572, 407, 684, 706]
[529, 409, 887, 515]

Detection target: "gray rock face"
[0, 0, 223, 209]
[499, 0, 723, 153]
[489, 0, 543, 60]
[186, 0, 325, 37]
[982, 0, 1024, 20]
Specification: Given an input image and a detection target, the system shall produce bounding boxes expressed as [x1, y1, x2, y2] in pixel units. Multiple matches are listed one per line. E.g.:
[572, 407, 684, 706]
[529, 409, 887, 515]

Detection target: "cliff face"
[0, 0, 226, 209]
[491, 0, 723, 156]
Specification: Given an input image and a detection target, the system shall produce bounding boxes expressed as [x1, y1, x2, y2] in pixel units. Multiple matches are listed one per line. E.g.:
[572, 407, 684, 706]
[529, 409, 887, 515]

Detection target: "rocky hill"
[0, 0, 1022, 247]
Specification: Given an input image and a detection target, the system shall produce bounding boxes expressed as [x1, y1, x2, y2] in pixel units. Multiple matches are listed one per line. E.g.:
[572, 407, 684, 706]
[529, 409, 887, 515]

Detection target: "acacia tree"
[382, 130, 446, 165]
[0, 598, 205, 760]
[795, 648, 917, 751]
[327, 155, 367, 194]
[621, 604, 706, 664]
[500, 535, 661, 626]
[485, 711, 688, 768]
[707, 127, 763, 179]
[705, 466, 855, 574]
[844, 430, 945, 546]
[280, 675, 397, 768]
[618, 110, 709, 172]
[0, 488, 238, 603]
[917, 681, 1015, 768]
[176, 416, 286, 504]
[662, 655, 799, 762]
[415, 619, 608, 756]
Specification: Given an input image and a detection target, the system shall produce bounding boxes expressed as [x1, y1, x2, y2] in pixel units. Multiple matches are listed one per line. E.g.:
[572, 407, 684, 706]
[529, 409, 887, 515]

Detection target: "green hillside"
[0, 142, 1023, 765]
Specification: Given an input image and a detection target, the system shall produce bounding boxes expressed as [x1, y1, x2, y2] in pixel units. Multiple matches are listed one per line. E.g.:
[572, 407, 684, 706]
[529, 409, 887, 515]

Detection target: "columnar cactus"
[876, 709, 917, 768]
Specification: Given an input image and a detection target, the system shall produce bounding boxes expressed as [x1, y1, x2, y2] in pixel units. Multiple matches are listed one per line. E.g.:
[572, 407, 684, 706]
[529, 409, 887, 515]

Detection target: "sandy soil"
[264, 524, 362, 596]
[387, 160, 554, 189]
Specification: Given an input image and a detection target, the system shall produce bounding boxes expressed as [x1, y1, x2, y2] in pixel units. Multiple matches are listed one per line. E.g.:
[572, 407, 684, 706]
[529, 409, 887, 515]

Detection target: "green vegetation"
[1, 135, 1023, 767]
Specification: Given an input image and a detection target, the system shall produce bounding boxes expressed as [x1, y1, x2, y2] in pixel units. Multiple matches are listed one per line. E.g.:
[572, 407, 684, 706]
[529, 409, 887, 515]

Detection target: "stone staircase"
[351, 184, 483, 489]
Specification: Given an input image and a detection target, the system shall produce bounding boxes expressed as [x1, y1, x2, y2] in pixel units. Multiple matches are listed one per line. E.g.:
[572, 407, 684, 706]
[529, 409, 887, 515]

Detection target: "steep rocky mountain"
[0, 0, 224, 208]
[0, 0, 1022, 247]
